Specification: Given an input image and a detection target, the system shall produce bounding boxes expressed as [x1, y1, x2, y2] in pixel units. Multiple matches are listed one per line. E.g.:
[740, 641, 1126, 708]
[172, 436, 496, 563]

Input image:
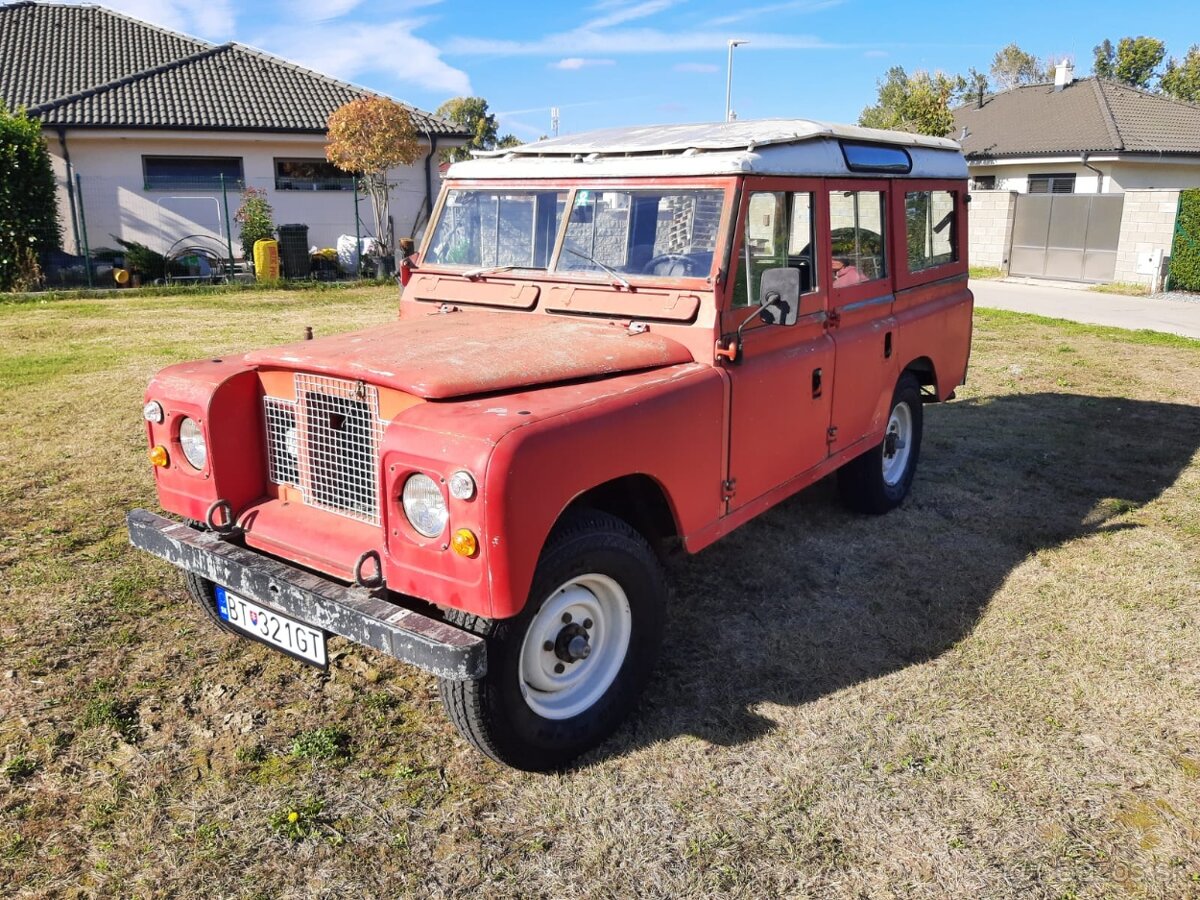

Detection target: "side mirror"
[398, 237, 416, 260]
[758, 267, 801, 326]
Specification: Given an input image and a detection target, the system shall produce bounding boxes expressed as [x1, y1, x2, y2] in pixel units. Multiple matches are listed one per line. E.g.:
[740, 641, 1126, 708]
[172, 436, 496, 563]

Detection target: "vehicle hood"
[242, 311, 695, 400]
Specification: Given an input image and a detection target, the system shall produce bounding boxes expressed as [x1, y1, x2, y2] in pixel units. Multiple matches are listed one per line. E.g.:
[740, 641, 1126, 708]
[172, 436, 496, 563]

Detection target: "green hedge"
[0, 103, 61, 291]
[1169, 189, 1200, 292]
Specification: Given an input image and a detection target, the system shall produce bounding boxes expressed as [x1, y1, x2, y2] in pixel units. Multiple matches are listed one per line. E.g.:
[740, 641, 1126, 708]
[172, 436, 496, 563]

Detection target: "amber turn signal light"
[148, 445, 169, 467]
[451, 528, 478, 558]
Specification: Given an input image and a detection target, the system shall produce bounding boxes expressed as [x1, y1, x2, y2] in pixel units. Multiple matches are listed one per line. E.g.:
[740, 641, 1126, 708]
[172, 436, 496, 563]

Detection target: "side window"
[829, 190, 886, 289]
[905, 190, 957, 272]
[732, 191, 817, 309]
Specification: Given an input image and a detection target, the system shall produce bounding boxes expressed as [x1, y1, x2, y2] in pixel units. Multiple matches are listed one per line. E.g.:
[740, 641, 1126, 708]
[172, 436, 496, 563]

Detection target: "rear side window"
[829, 190, 887, 289]
[905, 190, 957, 272]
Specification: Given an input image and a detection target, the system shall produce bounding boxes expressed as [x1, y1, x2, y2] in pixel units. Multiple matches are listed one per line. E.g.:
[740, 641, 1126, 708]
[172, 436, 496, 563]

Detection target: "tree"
[1093, 36, 1166, 88]
[234, 186, 275, 261]
[859, 67, 964, 137]
[990, 43, 1045, 91]
[325, 97, 421, 264]
[1115, 36, 1166, 88]
[0, 102, 60, 291]
[496, 134, 523, 149]
[1161, 45, 1200, 103]
[436, 97, 499, 162]
[1093, 39, 1115, 78]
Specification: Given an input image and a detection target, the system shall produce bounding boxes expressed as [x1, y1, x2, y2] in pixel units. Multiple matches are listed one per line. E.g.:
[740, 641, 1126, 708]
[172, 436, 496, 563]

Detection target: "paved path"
[971, 280, 1200, 340]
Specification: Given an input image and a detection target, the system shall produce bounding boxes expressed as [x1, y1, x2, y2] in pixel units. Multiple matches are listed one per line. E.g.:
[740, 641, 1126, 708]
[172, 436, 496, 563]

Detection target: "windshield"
[423, 186, 725, 281]
[424, 189, 567, 269]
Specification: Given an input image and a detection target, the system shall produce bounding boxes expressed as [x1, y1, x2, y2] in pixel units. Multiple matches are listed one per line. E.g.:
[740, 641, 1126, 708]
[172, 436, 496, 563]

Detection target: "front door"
[824, 181, 899, 453]
[724, 183, 835, 512]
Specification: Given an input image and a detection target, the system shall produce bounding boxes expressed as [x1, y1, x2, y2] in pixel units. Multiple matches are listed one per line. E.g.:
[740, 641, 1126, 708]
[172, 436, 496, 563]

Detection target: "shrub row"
[1169, 188, 1200, 292]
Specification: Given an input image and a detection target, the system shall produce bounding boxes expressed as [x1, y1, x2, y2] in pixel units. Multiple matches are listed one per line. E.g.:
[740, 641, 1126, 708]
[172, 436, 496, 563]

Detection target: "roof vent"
[1053, 60, 1075, 91]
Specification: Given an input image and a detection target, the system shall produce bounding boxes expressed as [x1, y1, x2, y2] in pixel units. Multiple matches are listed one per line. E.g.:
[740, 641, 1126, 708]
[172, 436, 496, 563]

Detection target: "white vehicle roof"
[448, 119, 967, 181]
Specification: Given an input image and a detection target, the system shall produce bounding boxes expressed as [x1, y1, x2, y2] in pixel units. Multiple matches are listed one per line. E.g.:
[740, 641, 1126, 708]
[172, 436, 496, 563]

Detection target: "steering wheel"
[641, 253, 695, 276]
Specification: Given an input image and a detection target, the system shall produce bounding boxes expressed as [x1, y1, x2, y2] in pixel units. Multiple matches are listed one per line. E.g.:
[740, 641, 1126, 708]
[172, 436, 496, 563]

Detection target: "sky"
[92, 0, 1199, 139]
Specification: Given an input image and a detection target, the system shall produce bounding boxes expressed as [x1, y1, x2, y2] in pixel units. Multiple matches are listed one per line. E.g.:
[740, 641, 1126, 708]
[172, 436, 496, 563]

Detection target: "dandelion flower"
[288, 811, 299, 823]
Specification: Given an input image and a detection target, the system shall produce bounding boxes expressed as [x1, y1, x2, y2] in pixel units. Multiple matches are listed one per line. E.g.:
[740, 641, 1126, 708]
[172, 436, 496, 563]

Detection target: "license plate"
[214, 586, 327, 667]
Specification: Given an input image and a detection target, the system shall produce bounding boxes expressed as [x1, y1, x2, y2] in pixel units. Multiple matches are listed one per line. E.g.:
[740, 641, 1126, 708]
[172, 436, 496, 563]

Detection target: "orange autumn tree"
[325, 97, 421, 266]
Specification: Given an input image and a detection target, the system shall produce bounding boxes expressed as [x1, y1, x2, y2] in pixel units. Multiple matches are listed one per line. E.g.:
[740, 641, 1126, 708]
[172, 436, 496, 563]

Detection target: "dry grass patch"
[1, 292, 1198, 898]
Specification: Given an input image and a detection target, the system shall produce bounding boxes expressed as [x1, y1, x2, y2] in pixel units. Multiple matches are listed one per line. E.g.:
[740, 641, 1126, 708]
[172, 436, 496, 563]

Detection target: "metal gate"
[1008, 193, 1124, 282]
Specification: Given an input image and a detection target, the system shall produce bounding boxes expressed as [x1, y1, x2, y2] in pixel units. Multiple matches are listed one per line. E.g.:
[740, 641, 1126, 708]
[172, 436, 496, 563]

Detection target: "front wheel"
[438, 509, 666, 771]
[837, 372, 924, 514]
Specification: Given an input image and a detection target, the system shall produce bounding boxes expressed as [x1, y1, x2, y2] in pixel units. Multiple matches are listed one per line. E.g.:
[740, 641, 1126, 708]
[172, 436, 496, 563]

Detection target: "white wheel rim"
[881, 401, 913, 487]
[518, 573, 632, 721]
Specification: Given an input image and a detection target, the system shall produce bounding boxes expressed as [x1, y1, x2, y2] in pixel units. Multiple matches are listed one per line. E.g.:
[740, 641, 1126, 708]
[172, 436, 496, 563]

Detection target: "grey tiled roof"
[953, 77, 1200, 159]
[0, 1, 464, 136]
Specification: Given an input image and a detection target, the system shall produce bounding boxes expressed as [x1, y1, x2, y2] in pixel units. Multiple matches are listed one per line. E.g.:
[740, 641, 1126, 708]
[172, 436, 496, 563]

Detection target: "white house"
[953, 64, 1200, 285]
[0, 1, 466, 265]
[953, 63, 1200, 195]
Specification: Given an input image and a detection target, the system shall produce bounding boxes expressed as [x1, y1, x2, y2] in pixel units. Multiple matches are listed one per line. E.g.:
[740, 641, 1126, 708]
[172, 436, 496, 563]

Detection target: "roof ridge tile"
[1089, 77, 1124, 151]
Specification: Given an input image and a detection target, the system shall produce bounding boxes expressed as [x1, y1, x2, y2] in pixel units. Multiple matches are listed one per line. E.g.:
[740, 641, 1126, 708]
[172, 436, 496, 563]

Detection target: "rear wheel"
[837, 372, 924, 514]
[438, 509, 666, 771]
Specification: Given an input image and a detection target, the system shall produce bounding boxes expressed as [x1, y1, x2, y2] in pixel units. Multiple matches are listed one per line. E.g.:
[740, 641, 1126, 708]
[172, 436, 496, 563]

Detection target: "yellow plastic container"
[253, 239, 280, 281]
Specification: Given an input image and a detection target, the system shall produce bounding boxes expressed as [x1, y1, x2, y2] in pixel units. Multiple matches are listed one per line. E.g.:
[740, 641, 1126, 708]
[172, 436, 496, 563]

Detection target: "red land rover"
[128, 120, 973, 771]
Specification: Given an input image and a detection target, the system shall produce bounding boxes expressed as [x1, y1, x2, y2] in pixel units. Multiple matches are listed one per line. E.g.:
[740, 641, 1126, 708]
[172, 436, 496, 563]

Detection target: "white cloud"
[255, 19, 471, 95]
[707, 0, 843, 27]
[583, 0, 678, 29]
[100, 0, 236, 40]
[673, 62, 718, 73]
[447, 28, 838, 57]
[863, 49, 888, 58]
[288, 0, 443, 25]
[551, 58, 617, 70]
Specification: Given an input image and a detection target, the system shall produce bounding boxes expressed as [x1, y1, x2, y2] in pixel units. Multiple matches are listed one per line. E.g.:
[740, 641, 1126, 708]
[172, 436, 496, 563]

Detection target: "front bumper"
[126, 509, 486, 680]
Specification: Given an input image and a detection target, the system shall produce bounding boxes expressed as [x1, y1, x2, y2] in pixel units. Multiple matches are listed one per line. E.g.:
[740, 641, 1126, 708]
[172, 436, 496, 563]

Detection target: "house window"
[970, 175, 996, 190]
[1028, 173, 1076, 194]
[143, 156, 244, 190]
[905, 190, 957, 272]
[274, 158, 355, 191]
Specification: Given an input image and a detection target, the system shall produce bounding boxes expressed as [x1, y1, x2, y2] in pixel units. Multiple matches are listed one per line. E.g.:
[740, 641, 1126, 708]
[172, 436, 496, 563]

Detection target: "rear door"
[823, 180, 900, 453]
[723, 180, 835, 512]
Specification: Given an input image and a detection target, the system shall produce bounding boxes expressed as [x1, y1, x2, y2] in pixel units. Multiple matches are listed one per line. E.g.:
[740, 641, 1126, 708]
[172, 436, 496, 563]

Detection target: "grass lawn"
[1, 287, 1198, 898]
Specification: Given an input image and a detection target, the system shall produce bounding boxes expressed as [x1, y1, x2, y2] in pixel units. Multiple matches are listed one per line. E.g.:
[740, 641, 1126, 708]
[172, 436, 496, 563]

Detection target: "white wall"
[970, 162, 1104, 194]
[970, 157, 1200, 195]
[46, 129, 442, 259]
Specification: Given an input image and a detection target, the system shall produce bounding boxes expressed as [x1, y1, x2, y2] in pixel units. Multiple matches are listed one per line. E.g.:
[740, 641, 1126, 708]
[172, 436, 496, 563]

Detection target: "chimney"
[1054, 60, 1075, 91]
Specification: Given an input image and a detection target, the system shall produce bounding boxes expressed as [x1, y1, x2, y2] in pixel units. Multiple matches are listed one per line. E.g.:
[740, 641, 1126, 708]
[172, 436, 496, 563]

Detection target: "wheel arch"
[561, 473, 681, 557]
[902, 355, 938, 396]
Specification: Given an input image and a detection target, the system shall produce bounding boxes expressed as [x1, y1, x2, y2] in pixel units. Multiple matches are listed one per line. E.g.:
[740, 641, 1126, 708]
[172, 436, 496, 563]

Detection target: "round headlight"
[178, 417, 207, 470]
[402, 473, 448, 538]
[143, 400, 164, 423]
[448, 470, 476, 501]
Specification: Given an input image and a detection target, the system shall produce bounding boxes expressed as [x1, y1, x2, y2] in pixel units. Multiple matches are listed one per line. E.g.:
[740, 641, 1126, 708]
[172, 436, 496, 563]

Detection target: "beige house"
[0, 2, 465, 263]
[953, 64, 1200, 285]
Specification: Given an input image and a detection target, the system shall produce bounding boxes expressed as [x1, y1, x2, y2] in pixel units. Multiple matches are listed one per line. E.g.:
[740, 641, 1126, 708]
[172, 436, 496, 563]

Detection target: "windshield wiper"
[563, 246, 632, 289]
[462, 264, 546, 279]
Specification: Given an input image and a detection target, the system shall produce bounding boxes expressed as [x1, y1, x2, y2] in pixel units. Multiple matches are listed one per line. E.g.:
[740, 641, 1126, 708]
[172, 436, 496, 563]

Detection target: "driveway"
[971, 280, 1200, 340]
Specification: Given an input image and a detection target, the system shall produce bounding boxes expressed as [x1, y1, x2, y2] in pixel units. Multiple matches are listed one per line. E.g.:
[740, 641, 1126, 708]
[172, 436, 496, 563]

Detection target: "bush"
[235, 187, 275, 260]
[1168, 189, 1200, 292]
[1, 103, 61, 292]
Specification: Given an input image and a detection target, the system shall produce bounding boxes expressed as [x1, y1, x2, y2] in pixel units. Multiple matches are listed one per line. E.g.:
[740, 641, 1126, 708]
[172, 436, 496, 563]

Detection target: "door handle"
[812, 368, 823, 398]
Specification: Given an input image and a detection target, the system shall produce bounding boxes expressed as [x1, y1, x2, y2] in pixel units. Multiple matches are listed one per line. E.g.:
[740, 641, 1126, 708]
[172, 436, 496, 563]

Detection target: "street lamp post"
[725, 39, 749, 122]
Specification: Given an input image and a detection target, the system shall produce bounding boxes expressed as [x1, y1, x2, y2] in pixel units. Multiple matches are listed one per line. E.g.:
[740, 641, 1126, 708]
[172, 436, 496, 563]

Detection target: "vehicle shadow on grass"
[607, 392, 1200, 757]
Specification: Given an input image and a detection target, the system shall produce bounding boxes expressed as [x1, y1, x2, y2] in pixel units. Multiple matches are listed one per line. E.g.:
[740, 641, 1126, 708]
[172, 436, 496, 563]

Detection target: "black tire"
[837, 372, 924, 514]
[182, 520, 237, 634]
[438, 509, 667, 772]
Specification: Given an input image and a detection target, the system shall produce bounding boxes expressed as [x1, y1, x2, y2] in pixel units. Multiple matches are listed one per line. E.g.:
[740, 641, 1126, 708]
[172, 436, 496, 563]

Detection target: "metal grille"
[264, 397, 299, 487]
[264, 374, 385, 525]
